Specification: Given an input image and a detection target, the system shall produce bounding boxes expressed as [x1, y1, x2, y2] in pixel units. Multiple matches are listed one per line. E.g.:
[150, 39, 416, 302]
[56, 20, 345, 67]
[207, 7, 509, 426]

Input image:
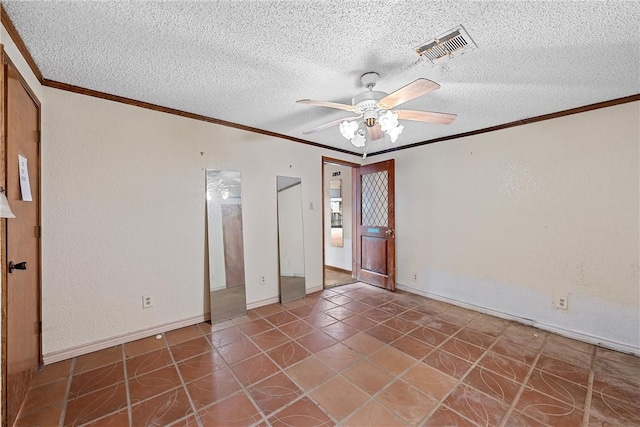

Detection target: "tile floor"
[15, 283, 640, 427]
[324, 267, 355, 288]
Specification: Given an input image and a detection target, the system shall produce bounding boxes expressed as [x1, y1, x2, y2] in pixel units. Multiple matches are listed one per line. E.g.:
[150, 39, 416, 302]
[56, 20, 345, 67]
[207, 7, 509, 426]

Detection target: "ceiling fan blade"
[377, 79, 440, 109]
[296, 99, 357, 112]
[396, 109, 456, 125]
[302, 116, 359, 135]
[367, 124, 385, 141]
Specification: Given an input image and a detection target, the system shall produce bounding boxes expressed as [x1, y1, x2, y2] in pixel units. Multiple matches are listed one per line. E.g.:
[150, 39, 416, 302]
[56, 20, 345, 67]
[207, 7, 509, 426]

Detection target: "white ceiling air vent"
[415, 25, 477, 63]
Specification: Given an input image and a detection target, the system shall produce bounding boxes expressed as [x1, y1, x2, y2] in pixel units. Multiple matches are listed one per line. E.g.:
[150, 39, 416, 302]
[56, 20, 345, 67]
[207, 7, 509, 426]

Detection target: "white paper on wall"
[19, 154, 32, 202]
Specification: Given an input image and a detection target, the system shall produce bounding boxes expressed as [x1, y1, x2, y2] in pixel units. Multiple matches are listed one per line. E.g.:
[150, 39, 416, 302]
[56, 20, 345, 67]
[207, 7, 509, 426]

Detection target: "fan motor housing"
[352, 91, 387, 113]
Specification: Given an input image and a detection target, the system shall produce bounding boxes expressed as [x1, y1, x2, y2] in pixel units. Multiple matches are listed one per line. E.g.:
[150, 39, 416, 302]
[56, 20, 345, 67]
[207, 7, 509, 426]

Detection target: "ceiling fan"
[297, 72, 456, 156]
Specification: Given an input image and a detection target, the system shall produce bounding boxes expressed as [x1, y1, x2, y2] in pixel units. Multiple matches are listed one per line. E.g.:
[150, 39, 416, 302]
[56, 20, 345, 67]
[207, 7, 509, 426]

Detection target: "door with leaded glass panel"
[355, 159, 395, 290]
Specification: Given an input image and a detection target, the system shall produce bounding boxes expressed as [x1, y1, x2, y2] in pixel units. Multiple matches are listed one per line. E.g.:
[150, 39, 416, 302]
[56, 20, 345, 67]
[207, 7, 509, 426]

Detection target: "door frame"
[0, 48, 43, 426]
[321, 157, 360, 288]
[355, 159, 396, 290]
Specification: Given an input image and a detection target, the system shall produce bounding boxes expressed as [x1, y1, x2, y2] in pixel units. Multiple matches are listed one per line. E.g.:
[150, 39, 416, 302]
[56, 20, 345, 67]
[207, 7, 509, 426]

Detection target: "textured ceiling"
[3, 1, 639, 156]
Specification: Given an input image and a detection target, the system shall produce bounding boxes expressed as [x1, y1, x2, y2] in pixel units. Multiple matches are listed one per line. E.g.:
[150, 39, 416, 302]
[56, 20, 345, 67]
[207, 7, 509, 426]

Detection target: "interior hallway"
[15, 283, 640, 426]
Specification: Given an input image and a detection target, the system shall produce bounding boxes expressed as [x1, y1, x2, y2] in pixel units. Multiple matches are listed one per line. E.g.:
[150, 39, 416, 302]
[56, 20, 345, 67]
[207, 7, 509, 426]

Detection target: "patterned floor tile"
[18, 284, 640, 427]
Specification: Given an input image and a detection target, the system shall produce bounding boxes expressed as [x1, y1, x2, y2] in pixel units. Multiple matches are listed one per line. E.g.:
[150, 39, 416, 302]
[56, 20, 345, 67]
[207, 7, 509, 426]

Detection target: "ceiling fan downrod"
[360, 72, 379, 91]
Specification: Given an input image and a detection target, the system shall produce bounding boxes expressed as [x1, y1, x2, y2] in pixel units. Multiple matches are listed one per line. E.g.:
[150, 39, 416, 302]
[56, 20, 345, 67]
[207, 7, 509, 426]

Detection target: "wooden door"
[2, 56, 41, 426]
[355, 159, 395, 290]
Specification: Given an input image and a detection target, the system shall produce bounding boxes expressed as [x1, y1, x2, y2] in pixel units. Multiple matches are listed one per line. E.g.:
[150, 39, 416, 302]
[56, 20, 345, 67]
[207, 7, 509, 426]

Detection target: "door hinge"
[35, 225, 41, 238]
[38, 321, 42, 334]
[34, 130, 41, 144]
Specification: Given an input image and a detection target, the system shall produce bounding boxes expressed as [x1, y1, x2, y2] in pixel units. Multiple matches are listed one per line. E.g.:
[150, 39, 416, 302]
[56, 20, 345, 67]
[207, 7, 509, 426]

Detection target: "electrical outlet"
[142, 295, 154, 309]
[260, 275, 267, 285]
[412, 273, 418, 282]
[554, 295, 568, 310]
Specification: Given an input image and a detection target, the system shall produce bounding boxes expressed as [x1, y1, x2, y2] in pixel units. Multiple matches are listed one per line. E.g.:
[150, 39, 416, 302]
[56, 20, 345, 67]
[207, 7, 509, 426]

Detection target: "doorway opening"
[322, 157, 359, 289]
[322, 156, 397, 292]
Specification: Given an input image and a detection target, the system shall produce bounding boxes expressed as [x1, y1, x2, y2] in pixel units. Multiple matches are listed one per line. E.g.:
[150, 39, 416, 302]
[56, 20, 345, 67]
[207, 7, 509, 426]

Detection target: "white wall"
[40, 87, 356, 357]
[277, 183, 305, 277]
[371, 101, 640, 353]
[324, 163, 352, 270]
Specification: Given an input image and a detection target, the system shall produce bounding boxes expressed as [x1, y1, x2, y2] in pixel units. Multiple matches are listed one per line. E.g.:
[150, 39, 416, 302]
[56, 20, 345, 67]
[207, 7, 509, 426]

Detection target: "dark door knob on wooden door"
[8, 261, 27, 273]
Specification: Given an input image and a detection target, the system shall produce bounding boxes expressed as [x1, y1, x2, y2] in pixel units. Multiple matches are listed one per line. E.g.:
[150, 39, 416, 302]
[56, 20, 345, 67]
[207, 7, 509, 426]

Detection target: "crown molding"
[2, 4, 637, 158]
[42, 78, 360, 156]
[369, 94, 640, 157]
[0, 4, 43, 83]
[0, 4, 360, 157]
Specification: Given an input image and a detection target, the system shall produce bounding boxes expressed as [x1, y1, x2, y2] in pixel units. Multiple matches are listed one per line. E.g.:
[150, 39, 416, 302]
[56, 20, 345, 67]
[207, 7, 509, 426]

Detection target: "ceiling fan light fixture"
[363, 108, 378, 128]
[351, 129, 366, 147]
[378, 110, 399, 132]
[386, 124, 404, 143]
[339, 120, 358, 140]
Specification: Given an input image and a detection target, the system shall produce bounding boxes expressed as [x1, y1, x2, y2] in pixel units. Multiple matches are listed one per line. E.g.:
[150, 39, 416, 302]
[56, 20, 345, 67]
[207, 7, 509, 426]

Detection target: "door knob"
[9, 261, 27, 273]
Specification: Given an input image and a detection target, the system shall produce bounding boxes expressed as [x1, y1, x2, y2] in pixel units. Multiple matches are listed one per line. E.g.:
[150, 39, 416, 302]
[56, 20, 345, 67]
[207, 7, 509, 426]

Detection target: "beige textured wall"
[40, 87, 355, 356]
[372, 101, 640, 351]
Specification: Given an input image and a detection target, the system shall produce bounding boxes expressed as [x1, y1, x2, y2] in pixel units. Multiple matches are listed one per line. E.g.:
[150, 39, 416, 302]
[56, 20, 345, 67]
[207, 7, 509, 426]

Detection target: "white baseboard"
[396, 284, 640, 357]
[246, 296, 280, 310]
[43, 313, 210, 365]
[533, 321, 640, 356]
[246, 288, 325, 310]
[43, 291, 322, 364]
[306, 285, 323, 294]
